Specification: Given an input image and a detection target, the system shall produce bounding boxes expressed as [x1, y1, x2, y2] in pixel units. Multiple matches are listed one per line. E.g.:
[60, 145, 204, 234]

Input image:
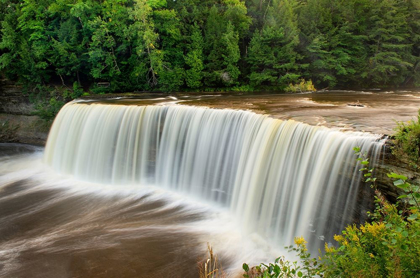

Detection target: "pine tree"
[367, 0, 414, 86]
[247, 0, 302, 88]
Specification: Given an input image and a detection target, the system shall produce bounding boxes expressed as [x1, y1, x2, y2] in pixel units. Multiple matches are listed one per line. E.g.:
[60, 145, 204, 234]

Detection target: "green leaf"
[273, 265, 281, 274]
[243, 263, 249, 272]
[388, 173, 407, 180]
[393, 179, 405, 186]
[408, 214, 418, 221]
[394, 180, 410, 189]
[298, 271, 303, 277]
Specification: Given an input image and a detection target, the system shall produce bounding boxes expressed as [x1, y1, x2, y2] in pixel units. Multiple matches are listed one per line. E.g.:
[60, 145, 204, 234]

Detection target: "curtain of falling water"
[44, 103, 384, 252]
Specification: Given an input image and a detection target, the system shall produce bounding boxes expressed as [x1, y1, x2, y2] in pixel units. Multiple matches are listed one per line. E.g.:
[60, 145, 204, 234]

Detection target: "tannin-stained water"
[1, 103, 384, 277]
[0, 144, 269, 278]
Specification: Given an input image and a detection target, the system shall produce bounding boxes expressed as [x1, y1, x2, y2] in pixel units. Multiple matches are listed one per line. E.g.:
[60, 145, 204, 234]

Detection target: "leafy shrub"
[319, 149, 420, 277]
[34, 97, 65, 121]
[321, 192, 420, 277]
[243, 237, 320, 278]
[285, 80, 316, 93]
[392, 111, 420, 169]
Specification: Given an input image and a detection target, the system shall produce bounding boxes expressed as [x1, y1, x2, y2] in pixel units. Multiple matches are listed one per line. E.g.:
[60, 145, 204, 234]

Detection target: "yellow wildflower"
[294, 236, 307, 246]
[369, 253, 375, 258]
[352, 234, 359, 242]
[325, 243, 335, 253]
[334, 234, 344, 242]
[365, 223, 385, 237]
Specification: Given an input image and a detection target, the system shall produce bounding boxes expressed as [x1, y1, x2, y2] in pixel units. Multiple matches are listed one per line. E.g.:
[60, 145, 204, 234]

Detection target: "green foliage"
[321, 203, 420, 277]
[243, 238, 320, 278]
[184, 25, 204, 89]
[247, 0, 303, 89]
[387, 172, 420, 211]
[0, 0, 419, 93]
[367, 0, 414, 86]
[71, 81, 84, 99]
[34, 96, 65, 121]
[318, 147, 420, 277]
[30, 84, 82, 121]
[393, 111, 420, 169]
[285, 80, 316, 93]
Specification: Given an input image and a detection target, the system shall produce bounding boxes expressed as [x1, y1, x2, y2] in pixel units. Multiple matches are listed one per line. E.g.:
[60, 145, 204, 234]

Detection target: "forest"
[0, 0, 419, 94]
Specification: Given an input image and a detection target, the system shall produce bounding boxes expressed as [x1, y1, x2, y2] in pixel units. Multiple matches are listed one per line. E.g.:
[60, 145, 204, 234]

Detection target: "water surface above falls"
[89, 90, 420, 135]
[186, 90, 420, 134]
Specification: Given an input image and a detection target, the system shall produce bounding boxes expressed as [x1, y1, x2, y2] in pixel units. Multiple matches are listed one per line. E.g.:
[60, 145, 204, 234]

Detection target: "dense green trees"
[247, 0, 302, 89]
[0, 0, 419, 93]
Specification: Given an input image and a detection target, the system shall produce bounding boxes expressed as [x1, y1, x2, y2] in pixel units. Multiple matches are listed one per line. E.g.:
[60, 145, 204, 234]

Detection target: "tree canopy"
[0, 0, 419, 93]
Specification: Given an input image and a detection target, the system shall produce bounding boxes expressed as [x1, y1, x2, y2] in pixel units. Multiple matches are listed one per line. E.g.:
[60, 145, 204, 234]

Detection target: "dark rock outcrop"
[0, 78, 50, 145]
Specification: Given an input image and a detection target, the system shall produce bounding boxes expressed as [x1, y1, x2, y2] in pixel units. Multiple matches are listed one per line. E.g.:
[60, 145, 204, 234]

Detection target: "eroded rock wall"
[0, 78, 50, 145]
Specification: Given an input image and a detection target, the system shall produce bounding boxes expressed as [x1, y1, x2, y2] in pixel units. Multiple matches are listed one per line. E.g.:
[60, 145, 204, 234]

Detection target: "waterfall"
[44, 102, 383, 252]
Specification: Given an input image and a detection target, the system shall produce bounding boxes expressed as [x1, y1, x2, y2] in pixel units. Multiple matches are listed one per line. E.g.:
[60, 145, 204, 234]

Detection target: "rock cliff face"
[0, 78, 50, 145]
[374, 142, 420, 203]
[0, 78, 34, 114]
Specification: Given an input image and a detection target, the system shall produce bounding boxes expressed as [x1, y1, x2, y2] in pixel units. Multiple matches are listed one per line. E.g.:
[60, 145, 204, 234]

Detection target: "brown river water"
[93, 90, 420, 134]
[184, 90, 420, 135]
[0, 145, 272, 278]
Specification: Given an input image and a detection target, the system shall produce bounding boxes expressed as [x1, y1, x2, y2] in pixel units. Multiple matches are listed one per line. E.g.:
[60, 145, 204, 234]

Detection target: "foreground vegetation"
[0, 0, 419, 96]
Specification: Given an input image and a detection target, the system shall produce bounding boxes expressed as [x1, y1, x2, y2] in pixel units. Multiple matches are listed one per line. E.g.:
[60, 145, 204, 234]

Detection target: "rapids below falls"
[0, 98, 387, 277]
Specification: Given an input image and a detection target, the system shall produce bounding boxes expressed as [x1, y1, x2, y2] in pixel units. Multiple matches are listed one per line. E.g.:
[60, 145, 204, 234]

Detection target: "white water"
[44, 103, 384, 252]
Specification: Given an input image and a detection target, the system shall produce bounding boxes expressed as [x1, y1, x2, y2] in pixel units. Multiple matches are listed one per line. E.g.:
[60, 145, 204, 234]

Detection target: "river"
[0, 90, 418, 277]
